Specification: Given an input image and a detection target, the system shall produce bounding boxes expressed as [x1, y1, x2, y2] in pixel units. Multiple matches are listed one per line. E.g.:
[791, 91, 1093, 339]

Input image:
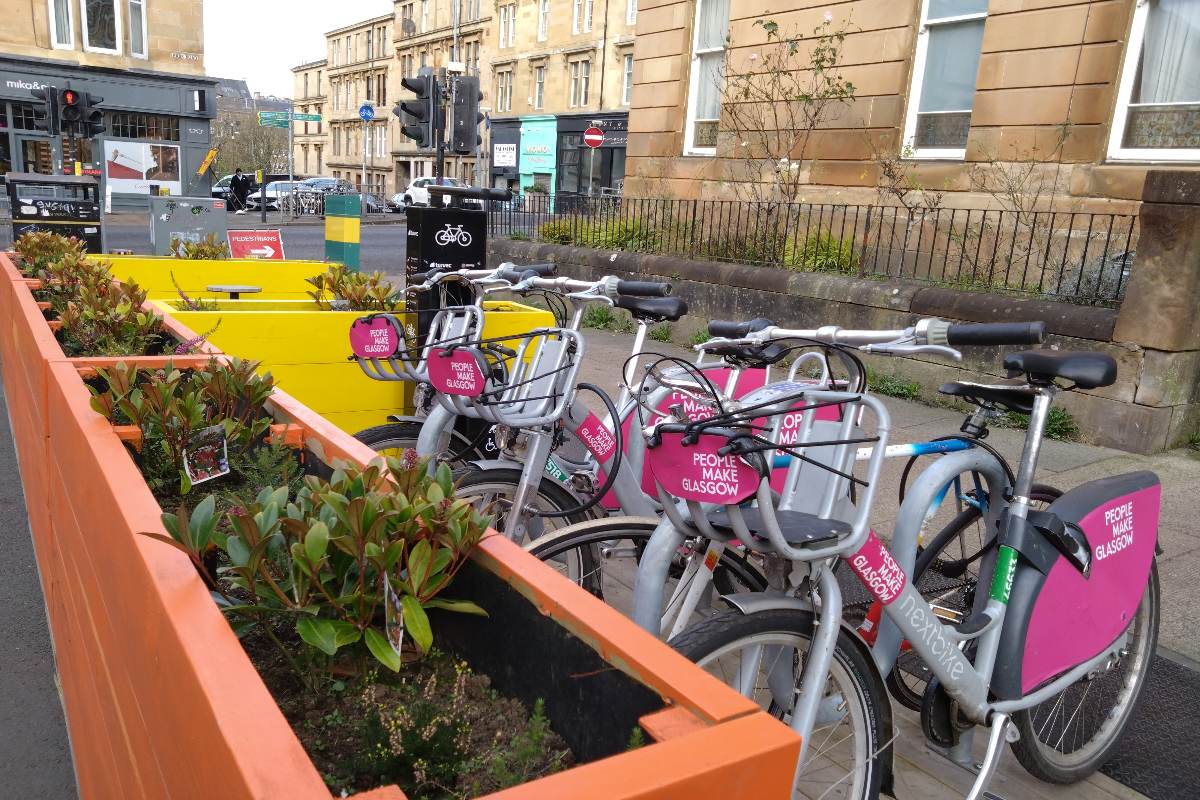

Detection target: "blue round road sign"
[359, 104, 375, 122]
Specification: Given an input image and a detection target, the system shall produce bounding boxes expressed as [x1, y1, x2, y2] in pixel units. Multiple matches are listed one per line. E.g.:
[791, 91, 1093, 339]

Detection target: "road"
[0, 215, 411, 274]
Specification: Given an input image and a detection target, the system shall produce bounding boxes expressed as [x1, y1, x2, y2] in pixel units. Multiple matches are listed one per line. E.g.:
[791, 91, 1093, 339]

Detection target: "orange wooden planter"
[0, 254, 801, 799]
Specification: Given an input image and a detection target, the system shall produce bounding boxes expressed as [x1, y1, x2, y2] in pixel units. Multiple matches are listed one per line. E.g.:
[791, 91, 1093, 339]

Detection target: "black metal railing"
[488, 194, 1139, 307]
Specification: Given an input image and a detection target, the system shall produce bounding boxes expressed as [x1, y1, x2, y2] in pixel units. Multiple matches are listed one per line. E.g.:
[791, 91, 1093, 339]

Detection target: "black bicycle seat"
[1004, 351, 1117, 390]
[707, 507, 850, 548]
[614, 295, 688, 322]
[939, 381, 1037, 414]
[702, 341, 791, 366]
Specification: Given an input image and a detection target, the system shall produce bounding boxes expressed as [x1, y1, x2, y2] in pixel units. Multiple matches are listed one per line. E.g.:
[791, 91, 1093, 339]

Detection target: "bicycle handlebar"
[497, 262, 557, 277]
[944, 322, 1047, 347]
[615, 280, 672, 298]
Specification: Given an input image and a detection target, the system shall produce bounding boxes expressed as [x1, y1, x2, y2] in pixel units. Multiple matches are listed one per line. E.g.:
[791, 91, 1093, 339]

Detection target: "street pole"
[287, 100, 294, 219]
[361, 117, 368, 218]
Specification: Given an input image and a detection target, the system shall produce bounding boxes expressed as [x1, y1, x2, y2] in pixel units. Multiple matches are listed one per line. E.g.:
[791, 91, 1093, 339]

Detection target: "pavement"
[0, 375, 77, 797]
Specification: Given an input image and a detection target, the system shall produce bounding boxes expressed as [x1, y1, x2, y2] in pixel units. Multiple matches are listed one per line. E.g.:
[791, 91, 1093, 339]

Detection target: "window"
[534, 65, 545, 109]
[421, 0, 428, 32]
[11, 104, 38, 130]
[402, 54, 414, 77]
[420, 50, 428, 69]
[378, 74, 387, 106]
[49, 0, 74, 48]
[465, 41, 480, 74]
[467, 0, 480, 22]
[367, 30, 374, 60]
[573, 0, 592, 33]
[345, 36, 351, 62]
[506, 3, 516, 46]
[126, 0, 146, 56]
[499, 5, 509, 46]
[497, 70, 513, 112]
[110, 113, 180, 140]
[334, 128, 342, 156]
[683, 0, 728, 155]
[304, 73, 310, 97]
[627, 0, 636, 25]
[367, 74, 373, 102]
[377, 125, 387, 156]
[538, 0, 550, 41]
[1109, 0, 1200, 161]
[81, 0, 121, 53]
[902, 0, 988, 159]
[622, 53, 634, 105]
[400, 3, 413, 37]
[569, 59, 591, 107]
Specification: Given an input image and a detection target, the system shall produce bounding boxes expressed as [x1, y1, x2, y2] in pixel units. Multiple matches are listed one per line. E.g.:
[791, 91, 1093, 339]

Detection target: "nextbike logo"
[6, 79, 49, 91]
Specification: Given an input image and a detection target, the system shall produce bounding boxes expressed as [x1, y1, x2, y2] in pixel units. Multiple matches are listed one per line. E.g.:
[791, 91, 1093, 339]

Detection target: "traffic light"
[395, 69, 438, 150]
[59, 88, 83, 133]
[81, 92, 106, 137]
[450, 76, 483, 155]
[30, 87, 60, 135]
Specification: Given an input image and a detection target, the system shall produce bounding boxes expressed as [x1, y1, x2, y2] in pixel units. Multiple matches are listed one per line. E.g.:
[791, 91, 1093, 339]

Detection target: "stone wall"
[487, 171, 1200, 454]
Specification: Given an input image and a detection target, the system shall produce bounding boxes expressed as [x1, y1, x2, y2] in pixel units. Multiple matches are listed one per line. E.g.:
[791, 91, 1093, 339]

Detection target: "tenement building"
[291, 60, 328, 179]
[325, 13, 395, 196]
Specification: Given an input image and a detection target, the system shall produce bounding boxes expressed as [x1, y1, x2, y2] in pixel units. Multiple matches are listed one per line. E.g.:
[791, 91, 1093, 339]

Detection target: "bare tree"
[209, 110, 289, 179]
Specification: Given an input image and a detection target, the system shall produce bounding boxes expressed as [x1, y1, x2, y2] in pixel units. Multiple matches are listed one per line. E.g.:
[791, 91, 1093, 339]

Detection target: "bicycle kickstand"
[964, 712, 1012, 800]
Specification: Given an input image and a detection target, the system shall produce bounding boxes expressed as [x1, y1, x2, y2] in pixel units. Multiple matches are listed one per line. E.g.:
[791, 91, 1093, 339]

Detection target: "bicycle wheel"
[672, 608, 891, 800]
[454, 467, 594, 545]
[353, 420, 492, 465]
[526, 517, 767, 629]
[885, 483, 1062, 712]
[1010, 561, 1159, 783]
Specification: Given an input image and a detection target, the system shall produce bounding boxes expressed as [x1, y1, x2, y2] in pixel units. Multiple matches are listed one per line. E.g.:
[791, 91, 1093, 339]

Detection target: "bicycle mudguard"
[989, 471, 1160, 700]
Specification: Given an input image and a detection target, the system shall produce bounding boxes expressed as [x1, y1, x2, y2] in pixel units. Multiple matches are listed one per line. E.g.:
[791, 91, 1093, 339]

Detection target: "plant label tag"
[427, 348, 486, 397]
[349, 316, 400, 359]
[182, 425, 231, 485]
[383, 579, 405, 657]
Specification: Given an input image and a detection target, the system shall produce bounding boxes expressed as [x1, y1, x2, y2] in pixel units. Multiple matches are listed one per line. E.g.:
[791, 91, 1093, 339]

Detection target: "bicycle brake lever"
[861, 343, 962, 361]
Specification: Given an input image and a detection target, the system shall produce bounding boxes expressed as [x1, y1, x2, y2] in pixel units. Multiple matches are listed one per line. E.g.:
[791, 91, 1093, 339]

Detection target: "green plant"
[308, 264, 403, 311]
[526, 182, 549, 194]
[508, 231, 530, 241]
[649, 323, 673, 343]
[171, 233, 230, 260]
[537, 220, 574, 245]
[998, 406, 1079, 442]
[57, 276, 166, 357]
[867, 369, 922, 401]
[612, 310, 637, 335]
[626, 726, 646, 751]
[688, 329, 712, 347]
[163, 455, 491, 679]
[784, 232, 860, 274]
[12, 231, 86, 275]
[89, 358, 277, 497]
[581, 304, 617, 330]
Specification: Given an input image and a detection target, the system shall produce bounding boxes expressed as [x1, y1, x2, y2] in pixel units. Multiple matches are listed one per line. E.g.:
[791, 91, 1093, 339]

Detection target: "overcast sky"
[203, 0, 393, 98]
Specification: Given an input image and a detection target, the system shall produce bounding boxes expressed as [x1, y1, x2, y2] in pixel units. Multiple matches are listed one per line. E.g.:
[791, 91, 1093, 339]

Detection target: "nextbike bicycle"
[630, 320, 1158, 799]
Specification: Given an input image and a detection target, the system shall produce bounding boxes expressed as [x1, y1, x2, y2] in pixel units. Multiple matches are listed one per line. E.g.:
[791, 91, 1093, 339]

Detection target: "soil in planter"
[244, 625, 576, 799]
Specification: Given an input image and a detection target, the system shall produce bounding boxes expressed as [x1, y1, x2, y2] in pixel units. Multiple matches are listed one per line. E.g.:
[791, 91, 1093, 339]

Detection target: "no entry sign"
[583, 127, 605, 148]
[228, 229, 285, 260]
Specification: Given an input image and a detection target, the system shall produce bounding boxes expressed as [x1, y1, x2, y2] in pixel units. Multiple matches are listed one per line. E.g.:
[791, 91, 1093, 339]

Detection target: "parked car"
[299, 177, 357, 195]
[246, 181, 304, 211]
[213, 173, 294, 202]
[398, 177, 484, 209]
[362, 193, 389, 214]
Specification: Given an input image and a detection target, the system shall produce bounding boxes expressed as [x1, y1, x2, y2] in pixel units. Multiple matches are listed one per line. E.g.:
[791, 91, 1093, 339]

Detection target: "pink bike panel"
[427, 348, 486, 398]
[577, 411, 618, 461]
[645, 432, 761, 505]
[1020, 484, 1160, 693]
[349, 317, 399, 359]
[599, 367, 839, 509]
[847, 530, 907, 605]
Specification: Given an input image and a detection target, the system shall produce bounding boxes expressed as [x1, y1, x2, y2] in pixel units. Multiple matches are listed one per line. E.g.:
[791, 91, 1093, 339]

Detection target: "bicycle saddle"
[707, 507, 851, 548]
[614, 295, 688, 322]
[938, 381, 1037, 414]
[1003, 350, 1117, 389]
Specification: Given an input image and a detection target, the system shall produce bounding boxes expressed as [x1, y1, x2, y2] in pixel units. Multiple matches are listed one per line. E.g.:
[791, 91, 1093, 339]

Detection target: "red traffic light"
[61, 89, 78, 106]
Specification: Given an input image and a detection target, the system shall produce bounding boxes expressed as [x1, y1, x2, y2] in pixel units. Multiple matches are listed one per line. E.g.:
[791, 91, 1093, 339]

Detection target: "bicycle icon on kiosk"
[434, 223, 474, 247]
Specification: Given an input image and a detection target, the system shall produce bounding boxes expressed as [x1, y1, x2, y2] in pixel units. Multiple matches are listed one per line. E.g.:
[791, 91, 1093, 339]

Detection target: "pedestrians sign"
[196, 148, 218, 176]
[359, 104, 376, 122]
[583, 127, 605, 148]
[292, 113, 322, 122]
[228, 229, 285, 260]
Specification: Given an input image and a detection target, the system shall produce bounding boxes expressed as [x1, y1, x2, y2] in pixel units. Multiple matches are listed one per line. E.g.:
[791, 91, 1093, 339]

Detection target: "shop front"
[488, 118, 521, 194]
[0, 55, 216, 210]
[555, 113, 628, 199]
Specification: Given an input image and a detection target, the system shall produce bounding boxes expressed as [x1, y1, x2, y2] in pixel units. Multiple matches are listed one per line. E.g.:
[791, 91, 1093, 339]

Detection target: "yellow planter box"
[153, 299, 555, 436]
[94, 255, 327, 301]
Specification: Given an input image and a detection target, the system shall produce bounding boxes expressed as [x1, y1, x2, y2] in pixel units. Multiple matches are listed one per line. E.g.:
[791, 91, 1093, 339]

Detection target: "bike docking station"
[396, 64, 511, 339]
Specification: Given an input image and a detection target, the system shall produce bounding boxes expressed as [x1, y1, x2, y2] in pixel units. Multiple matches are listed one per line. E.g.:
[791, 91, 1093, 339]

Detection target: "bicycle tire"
[353, 420, 490, 465]
[526, 517, 767, 625]
[1010, 561, 1159, 783]
[671, 608, 891, 800]
[885, 483, 1062, 712]
[454, 467, 594, 544]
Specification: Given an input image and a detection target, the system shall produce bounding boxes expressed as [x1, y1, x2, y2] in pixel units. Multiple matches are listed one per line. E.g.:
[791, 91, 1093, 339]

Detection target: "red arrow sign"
[228, 230, 285, 260]
[583, 127, 605, 148]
